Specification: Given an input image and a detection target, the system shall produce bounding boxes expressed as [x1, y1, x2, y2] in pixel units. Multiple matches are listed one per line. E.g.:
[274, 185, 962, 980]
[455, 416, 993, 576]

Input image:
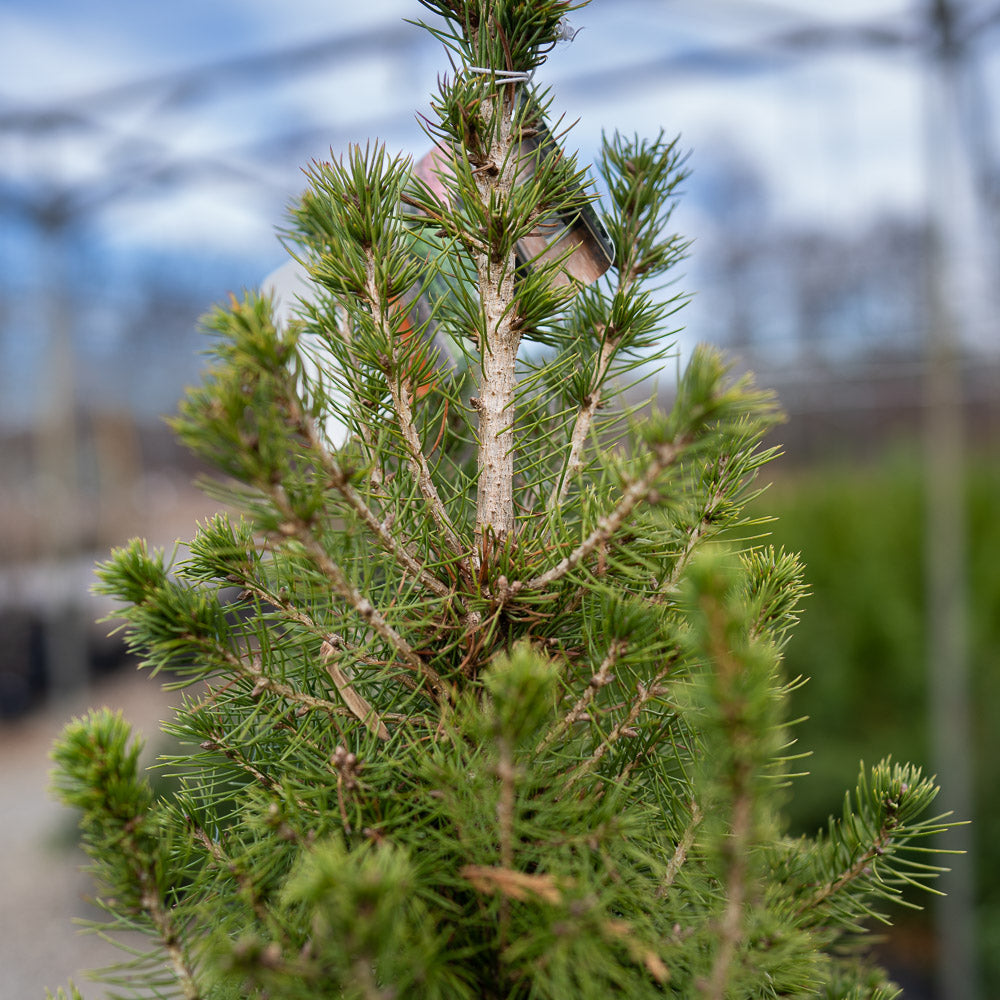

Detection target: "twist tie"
[466, 66, 534, 85]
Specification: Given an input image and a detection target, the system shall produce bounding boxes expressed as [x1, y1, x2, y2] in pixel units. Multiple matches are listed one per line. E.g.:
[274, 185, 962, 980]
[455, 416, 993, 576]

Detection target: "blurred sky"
[1, 0, 968, 253]
[1, 0, 998, 424]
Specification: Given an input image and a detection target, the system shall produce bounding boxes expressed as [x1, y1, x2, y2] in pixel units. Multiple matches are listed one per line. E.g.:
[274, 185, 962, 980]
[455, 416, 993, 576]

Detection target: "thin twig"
[192, 825, 271, 926]
[572, 686, 646, 781]
[515, 438, 687, 594]
[199, 725, 280, 792]
[571, 655, 678, 784]
[335, 305, 385, 491]
[188, 630, 353, 721]
[325, 631, 392, 671]
[304, 419, 452, 599]
[701, 784, 751, 1000]
[496, 734, 516, 949]
[540, 640, 624, 750]
[338, 473, 450, 596]
[331, 744, 365, 835]
[241, 653, 351, 718]
[656, 800, 703, 899]
[548, 329, 618, 511]
[547, 262, 640, 511]
[386, 371, 468, 571]
[200, 724, 328, 820]
[270, 483, 447, 701]
[352, 955, 392, 1000]
[363, 255, 471, 580]
[600, 919, 670, 984]
[654, 479, 728, 601]
[130, 857, 203, 999]
[794, 821, 897, 919]
[288, 347, 454, 599]
[399, 190, 491, 256]
[224, 578, 426, 706]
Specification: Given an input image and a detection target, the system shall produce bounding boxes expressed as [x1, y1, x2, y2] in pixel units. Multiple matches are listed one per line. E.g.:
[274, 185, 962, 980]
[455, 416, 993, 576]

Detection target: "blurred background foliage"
[756, 451, 1000, 994]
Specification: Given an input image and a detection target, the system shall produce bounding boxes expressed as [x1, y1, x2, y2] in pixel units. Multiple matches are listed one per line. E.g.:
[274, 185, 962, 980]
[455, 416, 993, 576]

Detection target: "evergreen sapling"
[51, 3, 956, 998]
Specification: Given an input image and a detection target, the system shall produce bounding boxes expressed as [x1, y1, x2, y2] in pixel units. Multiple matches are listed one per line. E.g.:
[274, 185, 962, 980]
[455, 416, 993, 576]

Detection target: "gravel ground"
[0, 672, 177, 1000]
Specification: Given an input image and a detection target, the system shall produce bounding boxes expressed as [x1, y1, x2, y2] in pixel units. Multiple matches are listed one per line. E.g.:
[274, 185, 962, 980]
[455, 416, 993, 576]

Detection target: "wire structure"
[0, 0, 996, 410]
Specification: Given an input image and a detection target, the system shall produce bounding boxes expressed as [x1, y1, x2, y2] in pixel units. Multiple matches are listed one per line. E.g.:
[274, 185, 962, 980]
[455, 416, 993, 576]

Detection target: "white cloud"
[98, 186, 281, 259]
[236, 0, 414, 39]
[0, 12, 144, 101]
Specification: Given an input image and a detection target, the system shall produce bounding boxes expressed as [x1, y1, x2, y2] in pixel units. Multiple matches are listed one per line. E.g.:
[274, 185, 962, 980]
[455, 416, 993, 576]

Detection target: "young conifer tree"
[50, 3, 953, 999]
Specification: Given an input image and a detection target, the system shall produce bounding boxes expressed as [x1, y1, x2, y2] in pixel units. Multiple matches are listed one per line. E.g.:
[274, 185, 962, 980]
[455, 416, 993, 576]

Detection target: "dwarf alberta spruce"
[51, 3, 953, 999]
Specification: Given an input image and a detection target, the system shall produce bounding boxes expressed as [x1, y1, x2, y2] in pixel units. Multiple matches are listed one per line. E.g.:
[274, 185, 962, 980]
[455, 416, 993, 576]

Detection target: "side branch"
[299, 406, 453, 599]
[227, 577, 425, 703]
[547, 330, 618, 511]
[570, 656, 676, 784]
[700, 594, 757, 1000]
[386, 364, 469, 571]
[516, 438, 686, 593]
[540, 640, 624, 750]
[182, 603, 353, 719]
[548, 261, 641, 512]
[399, 190, 490, 257]
[137, 866, 203, 1000]
[198, 723, 283, 791]
[794, 822, 897, 919]
[197, 724, 328, 816]
[286, 319, 449, 596]
[364, 257, 471, 579]
[652, 483, 727, 602]
[192, 824, 271, 927]
[657, 800, 704, 899]
[271, 484, 447, 701]
[210, 645, 353, 721]
[334, 306, 385, 491]
[113, 816, 204, 999]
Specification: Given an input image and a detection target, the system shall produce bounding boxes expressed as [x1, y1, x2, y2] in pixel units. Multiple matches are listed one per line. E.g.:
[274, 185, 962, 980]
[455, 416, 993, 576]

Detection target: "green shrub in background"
[758, 450, 1000, 993]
